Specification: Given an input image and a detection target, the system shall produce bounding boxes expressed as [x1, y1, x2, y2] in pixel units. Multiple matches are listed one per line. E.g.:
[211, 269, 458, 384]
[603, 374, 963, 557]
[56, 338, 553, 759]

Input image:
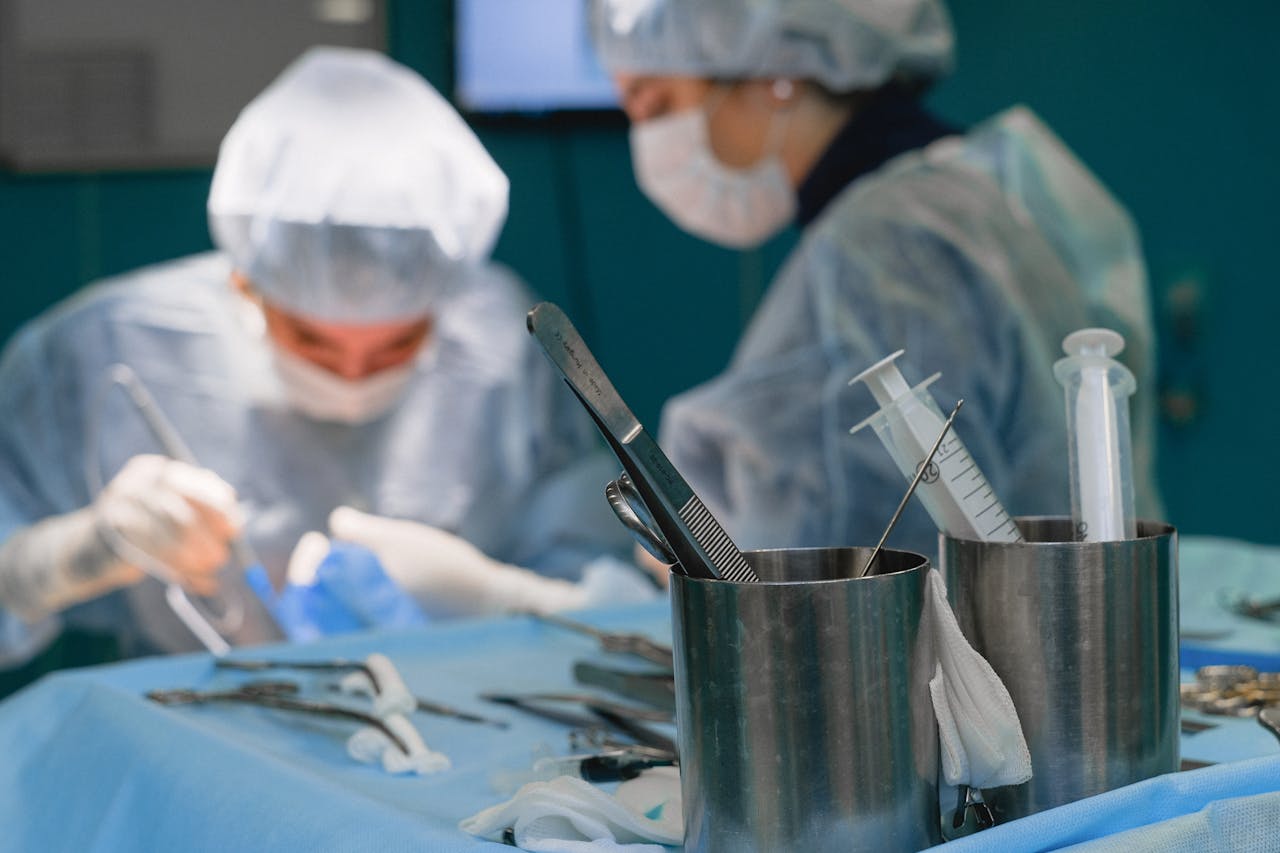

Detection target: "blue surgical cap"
[208, 47, 509, 323]
[589, 0, 955, 93]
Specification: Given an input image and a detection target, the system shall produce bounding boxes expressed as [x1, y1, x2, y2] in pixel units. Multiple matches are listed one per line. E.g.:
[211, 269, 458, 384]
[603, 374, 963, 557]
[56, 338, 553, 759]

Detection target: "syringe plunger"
[1053, 328, 1137, 542]
[850, 351, 1022, 543]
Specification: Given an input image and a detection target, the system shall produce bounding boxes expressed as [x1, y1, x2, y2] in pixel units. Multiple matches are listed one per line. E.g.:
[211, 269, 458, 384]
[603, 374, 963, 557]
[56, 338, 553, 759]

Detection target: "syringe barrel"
[865, 387, 1021, 543]
[1054, 356, 1136, 542]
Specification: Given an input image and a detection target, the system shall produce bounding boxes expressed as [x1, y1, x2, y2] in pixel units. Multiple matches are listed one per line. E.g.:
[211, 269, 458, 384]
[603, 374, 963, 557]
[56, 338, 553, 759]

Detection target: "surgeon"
[588, 0, 1163, 560]
[0, 47, 641, 666]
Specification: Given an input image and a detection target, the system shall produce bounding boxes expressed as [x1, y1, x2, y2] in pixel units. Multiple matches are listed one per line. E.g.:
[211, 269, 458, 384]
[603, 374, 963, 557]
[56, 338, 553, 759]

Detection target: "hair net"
[208, 47, 508, 323]
[588, 0, 954, 93]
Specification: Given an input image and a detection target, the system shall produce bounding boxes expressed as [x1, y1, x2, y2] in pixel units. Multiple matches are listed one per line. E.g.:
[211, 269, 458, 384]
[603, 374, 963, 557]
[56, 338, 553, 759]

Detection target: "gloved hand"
[329, 507, 591, 619]
[247, 533, 427, 643]
[0, 454, 241, 621]
[95, 454, 243, 595]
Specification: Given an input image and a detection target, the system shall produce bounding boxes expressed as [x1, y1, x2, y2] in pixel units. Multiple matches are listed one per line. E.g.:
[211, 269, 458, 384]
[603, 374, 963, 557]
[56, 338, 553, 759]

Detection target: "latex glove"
[247, 534, 427, 643]
[0, 454, 240, 621]
[96, 453, 242, 595]
[329, 507, 590, 619]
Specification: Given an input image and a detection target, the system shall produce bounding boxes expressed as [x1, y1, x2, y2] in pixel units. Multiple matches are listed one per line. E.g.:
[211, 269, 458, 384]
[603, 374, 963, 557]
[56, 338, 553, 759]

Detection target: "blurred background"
[0, 0, 1274, 554]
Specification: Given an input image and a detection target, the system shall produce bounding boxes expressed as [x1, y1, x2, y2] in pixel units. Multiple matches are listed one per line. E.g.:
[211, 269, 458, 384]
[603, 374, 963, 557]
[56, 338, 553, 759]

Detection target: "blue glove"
[247, 542, 427, 643]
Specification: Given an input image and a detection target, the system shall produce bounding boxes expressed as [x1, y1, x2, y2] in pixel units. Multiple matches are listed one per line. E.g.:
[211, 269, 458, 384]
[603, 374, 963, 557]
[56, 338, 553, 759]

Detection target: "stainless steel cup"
[670, 547, 940, 853]
[941, 517, 1179, 822]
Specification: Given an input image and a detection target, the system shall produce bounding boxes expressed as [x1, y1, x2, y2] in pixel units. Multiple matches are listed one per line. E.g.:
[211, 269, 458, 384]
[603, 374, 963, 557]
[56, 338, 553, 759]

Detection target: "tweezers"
[527, 303, 757, 583]
[146, 681, 409, 754]
[527, 611, 674, 668]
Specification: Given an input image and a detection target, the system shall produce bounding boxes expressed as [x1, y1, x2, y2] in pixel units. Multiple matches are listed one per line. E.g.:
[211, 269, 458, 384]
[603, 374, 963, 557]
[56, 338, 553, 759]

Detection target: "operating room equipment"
[482, 692, 673, 725]
[861, 398, 963, 577]
[573, 662, 676, 713]
[87, 364, 285, 654]
[526, 610, 674, 668]
[1258, 707, 1280, 746]
[605, 473, 677, 566]
[527, 302, 757, 583]
[850, 351, 1023, 544]
[531, 745, 677, 784]
[146, 680, 411, 755]
[671, 545, 939, 851]
[217, 656, 386, 690]
[1220, 589, 1280, 624]
[1181, 666, 1280, 718]
[942, 518, 1178, 821]
[481, 692, 677, 755]
[1053, 328, 1138, 541]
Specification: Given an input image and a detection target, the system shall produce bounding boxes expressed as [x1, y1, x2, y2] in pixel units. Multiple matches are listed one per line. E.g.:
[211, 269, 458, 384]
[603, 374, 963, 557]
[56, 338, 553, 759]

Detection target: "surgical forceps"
[146, 681, 410, 754]
[527, 303, 756, 583]
[572, 662, 676, 713]
[481, 692, 677, 755]
[525, 611, 674, 668]
[216, 658, 509, 728]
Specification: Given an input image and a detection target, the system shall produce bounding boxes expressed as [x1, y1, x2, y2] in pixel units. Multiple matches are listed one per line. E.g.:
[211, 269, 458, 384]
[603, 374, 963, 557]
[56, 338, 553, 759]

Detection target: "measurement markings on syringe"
[987, 517, 1018, 537]
[974, 492, 1000, 518]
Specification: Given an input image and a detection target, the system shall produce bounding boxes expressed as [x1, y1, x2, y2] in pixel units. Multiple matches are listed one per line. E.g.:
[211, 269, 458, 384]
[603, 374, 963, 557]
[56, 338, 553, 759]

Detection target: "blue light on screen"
[456, 0, 618, 112]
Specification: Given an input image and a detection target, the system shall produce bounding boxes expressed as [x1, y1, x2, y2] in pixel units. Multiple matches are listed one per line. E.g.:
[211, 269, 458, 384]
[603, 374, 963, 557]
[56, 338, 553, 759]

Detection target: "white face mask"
[269, 344, 416, 425]
[629, 98, 796, 249]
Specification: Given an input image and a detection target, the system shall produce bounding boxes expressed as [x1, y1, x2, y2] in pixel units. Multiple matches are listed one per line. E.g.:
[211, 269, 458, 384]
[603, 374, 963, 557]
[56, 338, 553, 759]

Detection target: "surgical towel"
[924, 568, 1033, 789]
[460, 772, 682, 851]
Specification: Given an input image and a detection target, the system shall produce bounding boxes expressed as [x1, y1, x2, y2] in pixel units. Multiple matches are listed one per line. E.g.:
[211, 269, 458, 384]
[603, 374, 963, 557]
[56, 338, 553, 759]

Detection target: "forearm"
[0, 509, 136, 621]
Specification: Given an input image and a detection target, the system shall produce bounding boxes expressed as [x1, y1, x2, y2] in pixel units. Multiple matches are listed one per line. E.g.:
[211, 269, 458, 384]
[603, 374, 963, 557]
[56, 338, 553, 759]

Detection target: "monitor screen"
[455, 0, 618, 113]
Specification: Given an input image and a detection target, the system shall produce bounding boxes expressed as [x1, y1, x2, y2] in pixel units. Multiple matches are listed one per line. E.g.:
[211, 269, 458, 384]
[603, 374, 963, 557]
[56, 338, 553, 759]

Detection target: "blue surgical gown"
[0, 253, 620, 664]
[659, 105, 1163, 555]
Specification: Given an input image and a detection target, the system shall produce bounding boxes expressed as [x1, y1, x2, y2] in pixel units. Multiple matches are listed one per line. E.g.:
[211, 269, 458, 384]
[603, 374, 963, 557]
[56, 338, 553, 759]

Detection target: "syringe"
[849, 351, 1022, 543]
[1052, 329, 1136, 541]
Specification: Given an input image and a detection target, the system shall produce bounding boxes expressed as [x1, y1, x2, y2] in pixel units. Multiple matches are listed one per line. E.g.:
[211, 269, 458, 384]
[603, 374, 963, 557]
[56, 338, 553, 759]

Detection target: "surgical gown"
[659, 106, 1162, 555]
[0, 253, 618, 664]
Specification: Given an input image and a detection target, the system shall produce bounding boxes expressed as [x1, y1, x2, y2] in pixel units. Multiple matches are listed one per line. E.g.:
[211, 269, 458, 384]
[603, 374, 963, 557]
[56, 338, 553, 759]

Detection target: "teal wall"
[0, 0, 1275, 543]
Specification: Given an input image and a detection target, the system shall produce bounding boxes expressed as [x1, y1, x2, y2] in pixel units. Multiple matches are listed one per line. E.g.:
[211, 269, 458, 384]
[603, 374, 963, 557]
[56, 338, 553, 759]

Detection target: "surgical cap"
[589, 0, 954, 93]
[208, 47, 508, 323]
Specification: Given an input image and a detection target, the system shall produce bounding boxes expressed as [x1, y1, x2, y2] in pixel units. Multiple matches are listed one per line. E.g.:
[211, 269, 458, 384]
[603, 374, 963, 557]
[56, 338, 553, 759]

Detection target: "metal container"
[670, 547, 940, 853]
[941, 517, 1178, 822]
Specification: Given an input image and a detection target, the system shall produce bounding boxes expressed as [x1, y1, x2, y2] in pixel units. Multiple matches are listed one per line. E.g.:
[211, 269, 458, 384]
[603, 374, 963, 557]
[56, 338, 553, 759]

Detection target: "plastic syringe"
[1052, 329, 1136, 542]
[850, 351, 1022, 543]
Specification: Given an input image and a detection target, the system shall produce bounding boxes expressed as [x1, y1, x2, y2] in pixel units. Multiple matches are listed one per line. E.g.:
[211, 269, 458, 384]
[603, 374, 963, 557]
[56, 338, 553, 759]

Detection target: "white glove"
[95, 454, 243, 595]
[328, 507, 590, 619]
[0, 454, 241, 622]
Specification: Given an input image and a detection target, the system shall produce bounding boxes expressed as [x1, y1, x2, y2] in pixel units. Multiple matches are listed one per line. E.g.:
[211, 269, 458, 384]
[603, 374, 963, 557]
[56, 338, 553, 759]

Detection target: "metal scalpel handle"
[526, 303, 757, 583]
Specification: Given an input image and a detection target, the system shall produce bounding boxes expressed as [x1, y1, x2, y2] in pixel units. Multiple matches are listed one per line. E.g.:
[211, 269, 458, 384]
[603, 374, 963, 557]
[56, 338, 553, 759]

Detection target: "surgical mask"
[269, 344, 416, 425]
[629, 92, 796, 249]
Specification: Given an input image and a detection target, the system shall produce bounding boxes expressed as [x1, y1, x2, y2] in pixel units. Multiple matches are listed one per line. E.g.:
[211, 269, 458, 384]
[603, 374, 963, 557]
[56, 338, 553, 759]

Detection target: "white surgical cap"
[208, 46, 508, 323]
[589, 0, 954, 93]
